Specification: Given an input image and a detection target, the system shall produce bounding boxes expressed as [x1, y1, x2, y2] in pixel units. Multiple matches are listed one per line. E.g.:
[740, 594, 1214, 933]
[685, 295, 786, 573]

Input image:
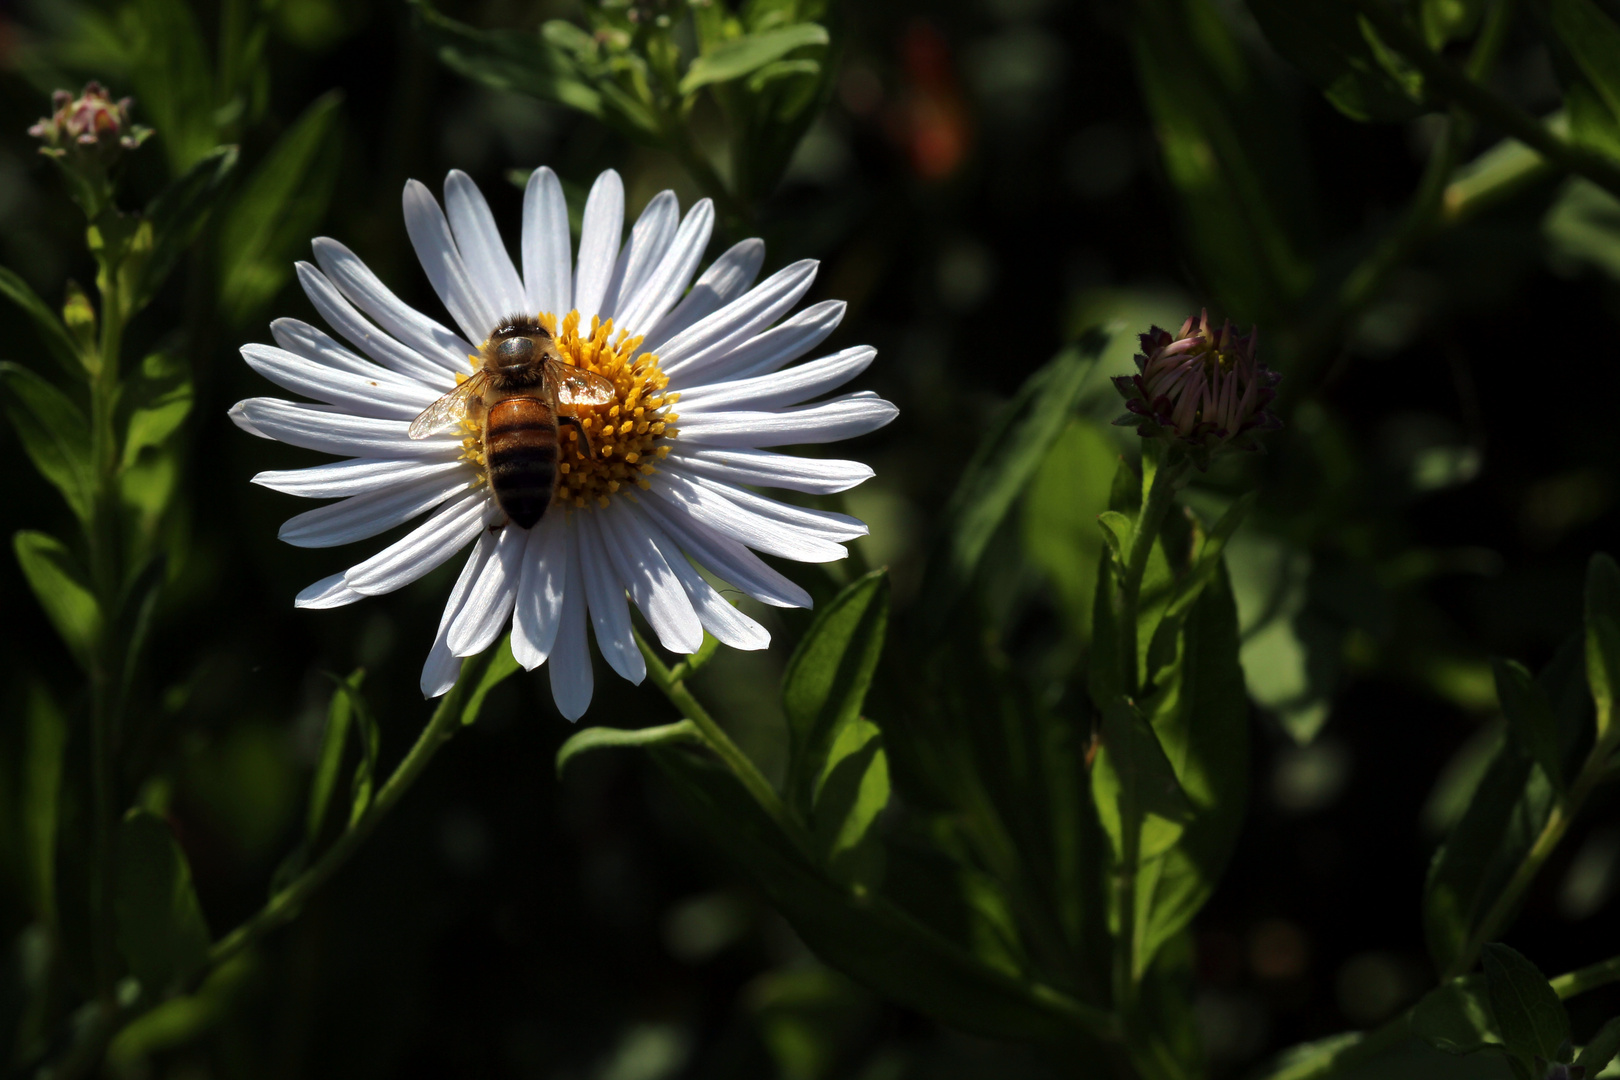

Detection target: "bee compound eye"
[496, 336, 536, 365]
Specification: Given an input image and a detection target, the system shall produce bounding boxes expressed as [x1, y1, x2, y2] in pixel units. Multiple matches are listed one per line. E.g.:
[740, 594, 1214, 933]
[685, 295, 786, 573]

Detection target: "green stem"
[1550, 953, 1620, 999]
[210, 668, 473, 966]
[635, 632, 814, 856]
[1350, 0, 1620, 200]
[1443, 725, 1620, 980]
[1118, 452, 1190, 697]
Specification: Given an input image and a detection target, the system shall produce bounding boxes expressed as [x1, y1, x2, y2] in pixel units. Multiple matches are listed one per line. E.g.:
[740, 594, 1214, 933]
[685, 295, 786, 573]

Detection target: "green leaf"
[344, 678, 380, 827]
[135, 146, 240, 314]
[1492, 658, 1565, 791]
[915, 332, 1108, 634]
[1247, 0, 1428, 122]
[13, 531, 101, 669]
[128, 0, 216, 172]
[1091, 698, 1194, 864]
[307, 670, 360, 845]
[679, 23, 829, 95]
[1134, 0, 1317, 322]
[1411, 975, 1502, 1055]
[1483, 944, 1570, 1069]
[1133, 563, 1250, 973]
[114, 810, 212, 996]
[0, 268, 84, 375]
[0, 363, 93, 522]
[1019, 420, 1121, 640]
[782, 570, 890, 816]
[459, 635, 521, 726]
[22, 684, 68, 926]
[1421, 0, 1483, 48]
[122, 352, 194, 468]
[217, 93, 344, 324]
[1576, 1017, 1620, 1073]
[555, 720, 703, 777]
[1587, 552, 1620, 740]
[810, 716, 889, 889]
[1097, 511, 1132, 571]
[645, 742, 1106, 1044]
[1551, 0, 1620, 132]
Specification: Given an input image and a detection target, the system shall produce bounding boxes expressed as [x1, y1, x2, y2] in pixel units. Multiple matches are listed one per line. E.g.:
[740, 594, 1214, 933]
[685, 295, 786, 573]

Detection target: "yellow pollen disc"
[456, 311, 677, 509]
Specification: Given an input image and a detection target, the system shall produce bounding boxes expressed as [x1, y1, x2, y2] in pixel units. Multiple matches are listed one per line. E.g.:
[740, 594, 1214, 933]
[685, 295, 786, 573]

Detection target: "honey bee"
[408, 316, 616, 529]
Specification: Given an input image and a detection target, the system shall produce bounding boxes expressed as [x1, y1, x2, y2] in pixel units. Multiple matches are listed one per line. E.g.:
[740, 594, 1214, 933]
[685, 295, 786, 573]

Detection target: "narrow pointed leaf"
[460, 635, 521, 726]
[0, 363, 93, 521]
[307, 670, 360, 845]
[1575, 1016, 1620, 1072]
[0, 268, 82, 374]
[678, 24, 830, 95]
[14, 531, 101, 669]
[1587, 553, 1620, 740]
[555, 719, 702, 777]
[1492, 658, 1564, 791]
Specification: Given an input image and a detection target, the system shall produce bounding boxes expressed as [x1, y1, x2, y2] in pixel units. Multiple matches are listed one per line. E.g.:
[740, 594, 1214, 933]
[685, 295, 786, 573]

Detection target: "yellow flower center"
[456, 311, 679, 509]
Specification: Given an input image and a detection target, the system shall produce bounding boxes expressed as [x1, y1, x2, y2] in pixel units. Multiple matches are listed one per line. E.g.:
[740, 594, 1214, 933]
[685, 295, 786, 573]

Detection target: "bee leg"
[559, 414, 596, 461]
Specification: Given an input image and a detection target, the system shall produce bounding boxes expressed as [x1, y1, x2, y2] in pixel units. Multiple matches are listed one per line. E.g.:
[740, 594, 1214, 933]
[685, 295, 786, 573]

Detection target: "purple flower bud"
[1111, 309, 1281, 467]
[29, 81, 151, 160]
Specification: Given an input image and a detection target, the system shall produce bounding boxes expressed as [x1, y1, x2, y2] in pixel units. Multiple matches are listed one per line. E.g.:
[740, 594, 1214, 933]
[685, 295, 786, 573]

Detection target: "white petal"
[623, 501, 769, 651]
[421, 539, 491, 698]
[638, 491, 813, 608]
[667, 447, 873, 495]
[270, 318, 428, 388]
[444, 170, 528, 322]
[403, 179, 499, 343]
[676, 346, 875, 414]
[658, 260, 819, 378]
[512, 511, 568, 669]
[343, 488, 486, 595]
[448, 522, 525, 655]
[278, 470, 472, 548]
[308, 243, 474, 373]
[599, 501, 703, 654]
[677, 391, 899, 448]
[294, 265, 459, 387]
[548, 519, 594, 720]
[649, 471, 847, 562]
[575, 511, 645, 683]
[666, 301, 845, 389]
[613, 199, 714, 338]
[572, 170, 625, 327]
[253, 457, 467, 499]
[522, 167, 572, 318]
[241, 344, 441, 420]
[600, 190, 678, 324]
[295, 571, 366, 609]
[230, 397, 462, 459]
[666, 469, 867, 542]
[641, 238, 766, 352]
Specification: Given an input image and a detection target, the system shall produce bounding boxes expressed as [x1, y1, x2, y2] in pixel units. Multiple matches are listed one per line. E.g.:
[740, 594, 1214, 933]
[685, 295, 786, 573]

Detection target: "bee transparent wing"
[554, 367, 617, 408]
[407, 375, 485, 440]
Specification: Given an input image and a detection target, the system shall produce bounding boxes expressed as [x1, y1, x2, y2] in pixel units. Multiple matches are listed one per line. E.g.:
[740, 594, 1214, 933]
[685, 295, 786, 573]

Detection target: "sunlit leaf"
[0, 268, 83, 375]
[555, 719, 702, 776]
[1482, 944, 1569, 1071]
[782, 569, 890, 816]
[1587, 552, 1620, 740]
[1576, 1016, 1620, 1073]
[1020, 420, 1121, 640]
[307, 670, 361, 846]
[1411, 975, 1503, 1055]
[679, 24, 829, 96]
[121, 352, 193, 467]
[114, 810, 212, 997]
[916, 333, 1108, 635]
[0, 362, 93, 522]
[218, 92, 344, 324]
[1092, 698, 1194, 865]
[810, 716, 889, 888]
[13, 531, 100, 669]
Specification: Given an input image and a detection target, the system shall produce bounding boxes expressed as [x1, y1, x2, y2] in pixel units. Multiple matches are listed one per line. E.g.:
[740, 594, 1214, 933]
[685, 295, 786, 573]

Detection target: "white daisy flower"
[231, 168, 896, 719]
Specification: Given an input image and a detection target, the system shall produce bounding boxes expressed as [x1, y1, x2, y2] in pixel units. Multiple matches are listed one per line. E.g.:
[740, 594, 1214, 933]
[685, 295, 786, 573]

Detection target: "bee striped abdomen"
[484, 396, 558, 530]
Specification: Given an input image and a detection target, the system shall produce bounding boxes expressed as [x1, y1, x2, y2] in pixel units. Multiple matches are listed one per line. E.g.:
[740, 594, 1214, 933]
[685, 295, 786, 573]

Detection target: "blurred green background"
[0, 0, 1618, 1076]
